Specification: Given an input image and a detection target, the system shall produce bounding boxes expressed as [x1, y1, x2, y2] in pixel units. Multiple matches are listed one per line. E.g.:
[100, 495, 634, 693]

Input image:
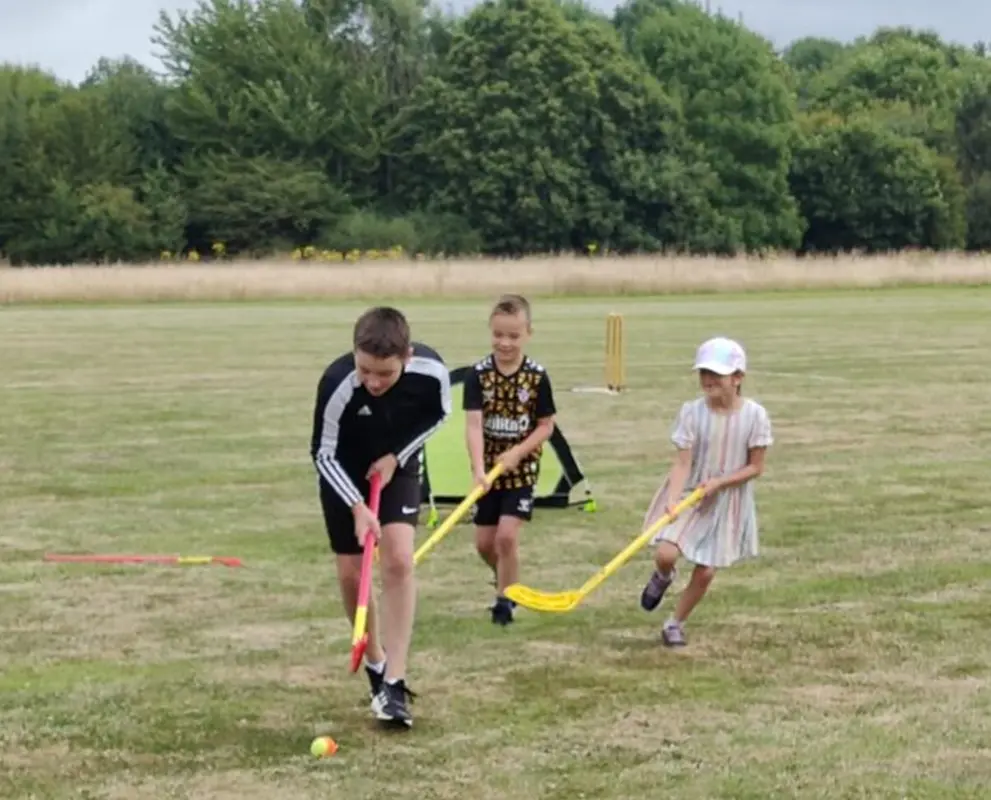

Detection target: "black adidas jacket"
[309, 342, 451, 507]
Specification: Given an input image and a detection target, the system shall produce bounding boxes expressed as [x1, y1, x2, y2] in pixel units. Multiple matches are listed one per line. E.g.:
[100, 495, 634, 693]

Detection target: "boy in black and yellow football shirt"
[463, 294, 557, 625]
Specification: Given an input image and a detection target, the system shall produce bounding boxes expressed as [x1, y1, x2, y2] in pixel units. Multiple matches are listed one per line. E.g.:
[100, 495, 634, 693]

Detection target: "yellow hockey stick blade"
[504, 487, 706, 614]
[503, 583, 582, 612]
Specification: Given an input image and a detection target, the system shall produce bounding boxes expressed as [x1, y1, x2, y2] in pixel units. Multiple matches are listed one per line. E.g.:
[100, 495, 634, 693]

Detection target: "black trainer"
[490, 596, 515, 626]
[364, 664, 385, 701]
[372, 679, 416, 728]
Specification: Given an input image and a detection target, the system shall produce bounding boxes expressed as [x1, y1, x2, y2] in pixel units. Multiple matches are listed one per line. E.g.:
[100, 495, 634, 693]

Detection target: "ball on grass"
[310, 735, 338, 757]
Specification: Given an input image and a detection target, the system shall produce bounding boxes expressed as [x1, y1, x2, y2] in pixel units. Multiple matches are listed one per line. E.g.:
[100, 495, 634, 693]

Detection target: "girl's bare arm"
[665, 447, 693, 509]
[713, 446, 766, 490]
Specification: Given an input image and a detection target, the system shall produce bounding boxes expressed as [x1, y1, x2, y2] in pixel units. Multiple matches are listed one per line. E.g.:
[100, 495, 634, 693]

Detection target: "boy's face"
[698, 368, 740, 399]
[490, 311, 530, 363]
[355, 347, 411, 396]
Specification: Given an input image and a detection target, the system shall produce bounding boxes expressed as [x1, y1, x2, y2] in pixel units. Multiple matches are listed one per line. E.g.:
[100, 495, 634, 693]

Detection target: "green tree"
[807, 37, 961, 114]
[40, 86, 141, 188]
[0, 64, 170, 264]
[620, 0, 806, 251]
[956, 76, 991, 181]
[396, 0, 724, 254]
[80, 57, 180, 174]
[964, 172, 991, 250]
[395, 0, 596, 253]
[575, 15, 736, 252]
[803, 31, 990, 158]
[73, 183, 159, 263]
[3, 6, 987, 263]
[4, 178, 83, 266]
[954, 76, 991, 249]
[139, 164, 189, 256]
[178, 153, 351, 254]
[781, 37, 849, 111]
[782, 36, 848, 78]
[790, 118, 966, 253]
[0, 67, 69, 259]
[155, 0, 440, 206]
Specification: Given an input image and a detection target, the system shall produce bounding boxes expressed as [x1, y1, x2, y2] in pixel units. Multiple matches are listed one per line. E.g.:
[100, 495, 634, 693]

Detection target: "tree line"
[2, 0, 991, 266]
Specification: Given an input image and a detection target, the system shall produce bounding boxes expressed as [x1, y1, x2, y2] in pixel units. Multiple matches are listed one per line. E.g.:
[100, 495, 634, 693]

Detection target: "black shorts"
[473, 485, 534, 527]
[319, 475, 421, 555]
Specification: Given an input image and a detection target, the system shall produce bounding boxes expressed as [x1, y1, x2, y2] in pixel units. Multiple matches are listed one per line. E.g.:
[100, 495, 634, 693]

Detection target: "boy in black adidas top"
[464, 294, 557, 625]
[310, 306, 451, 728]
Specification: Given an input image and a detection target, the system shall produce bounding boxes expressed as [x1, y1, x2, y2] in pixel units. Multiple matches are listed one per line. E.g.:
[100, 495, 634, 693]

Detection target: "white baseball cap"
[693, 337, 747, 375]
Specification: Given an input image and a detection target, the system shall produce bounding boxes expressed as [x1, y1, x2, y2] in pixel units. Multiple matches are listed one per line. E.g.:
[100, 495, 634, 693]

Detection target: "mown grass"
[3, 288, 991, 799]
[2, 250, 991, 304]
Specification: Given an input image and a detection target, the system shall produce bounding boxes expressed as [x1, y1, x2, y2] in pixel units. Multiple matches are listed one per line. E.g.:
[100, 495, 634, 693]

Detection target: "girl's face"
[698, 369, 741, 402]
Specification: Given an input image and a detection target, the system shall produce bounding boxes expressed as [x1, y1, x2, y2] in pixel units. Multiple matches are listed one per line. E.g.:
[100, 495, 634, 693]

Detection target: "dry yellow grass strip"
[3, 250, 991, 303]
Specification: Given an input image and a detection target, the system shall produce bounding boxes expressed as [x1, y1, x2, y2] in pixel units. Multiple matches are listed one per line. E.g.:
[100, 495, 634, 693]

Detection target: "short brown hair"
[490, 293, 531, 324]
[353, 306, 411, 359]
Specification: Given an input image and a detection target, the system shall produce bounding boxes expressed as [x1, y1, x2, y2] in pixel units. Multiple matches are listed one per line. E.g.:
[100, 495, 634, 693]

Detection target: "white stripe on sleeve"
[395, 356, 452, 467]
[315, 372, 365, 507]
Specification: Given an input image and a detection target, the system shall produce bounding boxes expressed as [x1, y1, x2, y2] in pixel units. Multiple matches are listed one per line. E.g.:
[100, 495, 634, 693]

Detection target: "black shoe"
[372, 679, 416, 728]
[490, 596, 515, 626]
[365, 664, 385, 701]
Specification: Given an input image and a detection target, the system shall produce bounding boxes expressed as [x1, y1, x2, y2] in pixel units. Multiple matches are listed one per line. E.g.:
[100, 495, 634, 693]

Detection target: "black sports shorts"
[472, 485, 534, 526]
[319, 475, 421, 555]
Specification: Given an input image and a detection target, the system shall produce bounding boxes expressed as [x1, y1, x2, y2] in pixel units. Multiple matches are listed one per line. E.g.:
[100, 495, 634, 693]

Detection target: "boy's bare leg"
[368, 522, 417, 728]
[494, 516, 523, 593]
[377, 522, 416, 682]
[491, 516, 524, 625]
[475, 525, 498, 581]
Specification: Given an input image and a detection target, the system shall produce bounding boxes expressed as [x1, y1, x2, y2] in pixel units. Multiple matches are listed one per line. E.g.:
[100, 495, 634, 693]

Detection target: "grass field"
[4, 286, 991, 799]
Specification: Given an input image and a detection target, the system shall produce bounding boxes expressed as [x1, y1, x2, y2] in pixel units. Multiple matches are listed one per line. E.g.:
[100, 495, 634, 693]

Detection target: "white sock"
[365, 658, 385, 673]
[385, 676, 403, 686]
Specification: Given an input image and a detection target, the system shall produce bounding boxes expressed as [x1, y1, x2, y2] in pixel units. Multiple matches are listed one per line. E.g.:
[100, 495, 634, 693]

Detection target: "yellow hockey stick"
[504, 487, 706, 612]
[413, 464, 504, 565]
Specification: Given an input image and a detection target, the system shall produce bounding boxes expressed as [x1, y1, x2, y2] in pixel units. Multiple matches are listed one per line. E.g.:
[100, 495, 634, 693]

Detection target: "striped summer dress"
[644, 396, 773, 568]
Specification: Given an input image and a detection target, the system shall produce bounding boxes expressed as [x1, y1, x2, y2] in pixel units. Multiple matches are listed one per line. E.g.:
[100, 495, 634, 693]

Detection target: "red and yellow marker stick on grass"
[43, 554, 243, 567]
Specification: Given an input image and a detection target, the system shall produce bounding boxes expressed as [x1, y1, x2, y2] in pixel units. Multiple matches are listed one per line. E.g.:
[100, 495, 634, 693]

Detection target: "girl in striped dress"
[638, 336, 773, 647]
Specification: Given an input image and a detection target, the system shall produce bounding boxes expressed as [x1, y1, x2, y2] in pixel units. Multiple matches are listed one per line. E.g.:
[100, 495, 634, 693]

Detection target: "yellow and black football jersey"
[462, 355, 556, 490]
